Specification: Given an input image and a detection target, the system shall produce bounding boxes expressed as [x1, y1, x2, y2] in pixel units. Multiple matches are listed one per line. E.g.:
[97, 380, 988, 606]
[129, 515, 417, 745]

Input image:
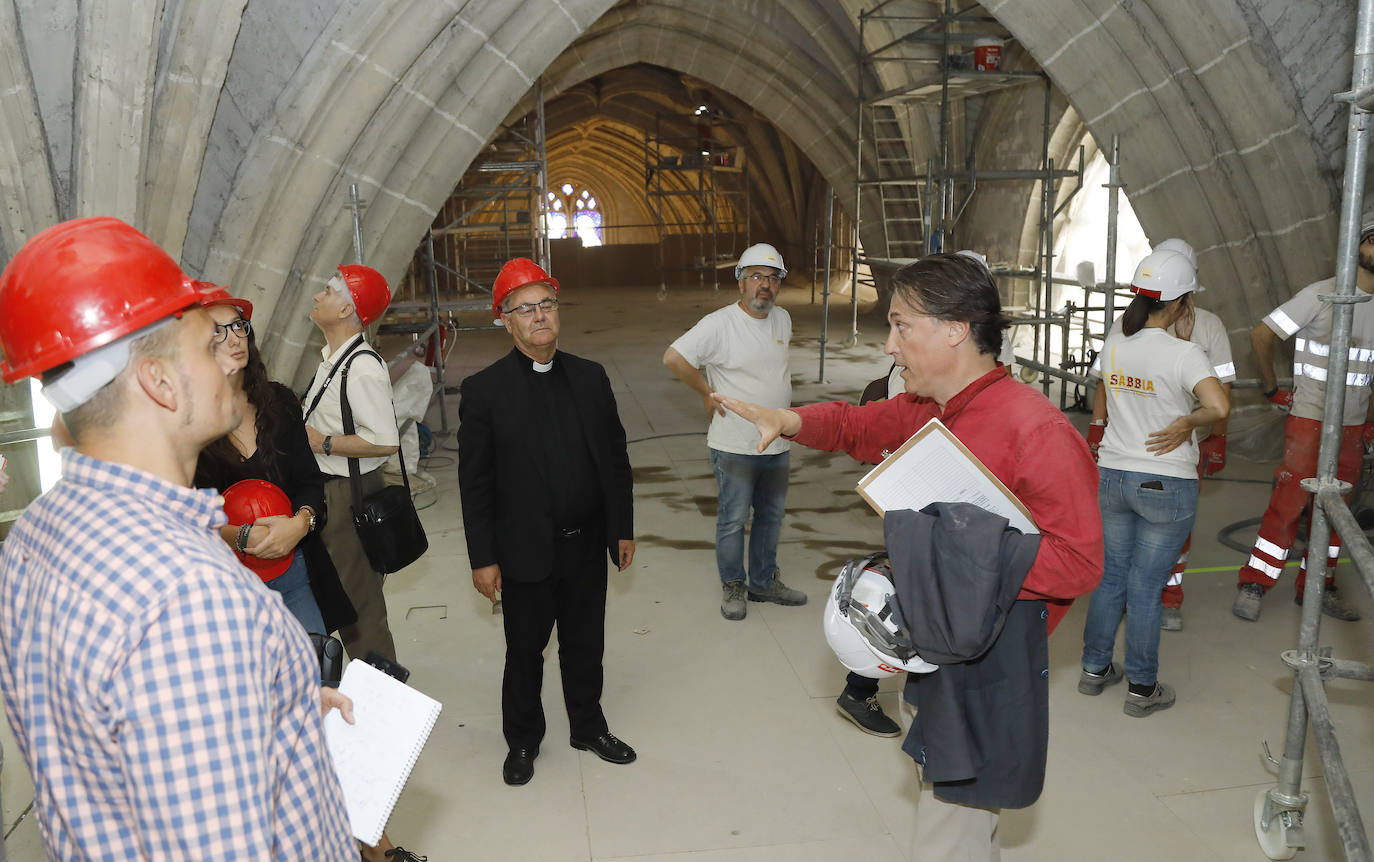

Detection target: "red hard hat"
[337, 264, 391, 327]
[197, 283, 253, 320]
[222, 478, 294, 581]
[0, 218, 205, 384]
[492, 258, 559, 317]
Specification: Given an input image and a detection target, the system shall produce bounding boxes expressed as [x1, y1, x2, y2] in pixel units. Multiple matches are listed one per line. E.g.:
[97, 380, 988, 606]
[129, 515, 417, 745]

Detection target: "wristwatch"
[322, 436, 333, 456]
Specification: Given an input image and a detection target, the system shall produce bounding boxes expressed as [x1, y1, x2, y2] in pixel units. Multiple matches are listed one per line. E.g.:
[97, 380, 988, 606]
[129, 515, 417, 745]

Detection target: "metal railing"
[1254, 2, 1374, 857]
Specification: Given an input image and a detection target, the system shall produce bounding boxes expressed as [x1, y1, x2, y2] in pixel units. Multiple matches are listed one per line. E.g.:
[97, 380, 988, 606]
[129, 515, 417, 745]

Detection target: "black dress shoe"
[502, 747, 537, 785]
[569, 731, 636, 764]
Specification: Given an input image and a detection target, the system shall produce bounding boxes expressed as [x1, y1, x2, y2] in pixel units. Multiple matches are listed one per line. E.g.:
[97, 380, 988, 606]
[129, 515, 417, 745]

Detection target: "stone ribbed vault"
[0, 0, 1359, 384]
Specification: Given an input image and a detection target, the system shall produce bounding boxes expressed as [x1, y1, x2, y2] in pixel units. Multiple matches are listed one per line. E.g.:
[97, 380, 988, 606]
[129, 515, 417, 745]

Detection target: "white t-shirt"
[303, 334, 401, 476]
[1262, 278, 1374, 425]
[1090, 310, 1235, 382]
[1097, 327, 1216, 479]
[670, 303, 792, 456]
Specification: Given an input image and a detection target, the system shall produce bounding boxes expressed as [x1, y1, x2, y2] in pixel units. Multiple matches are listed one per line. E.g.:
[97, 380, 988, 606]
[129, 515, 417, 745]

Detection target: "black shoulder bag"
[334, 347, 429, 575]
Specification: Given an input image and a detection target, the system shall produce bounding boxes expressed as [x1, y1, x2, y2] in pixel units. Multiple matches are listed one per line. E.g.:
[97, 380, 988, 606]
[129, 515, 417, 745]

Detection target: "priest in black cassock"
[457, 257, 636, 787]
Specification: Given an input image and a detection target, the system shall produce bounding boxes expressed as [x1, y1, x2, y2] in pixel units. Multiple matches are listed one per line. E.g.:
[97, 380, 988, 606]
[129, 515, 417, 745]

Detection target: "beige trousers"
[323, 470, 397, 663]
[901, 697, 1002, 862]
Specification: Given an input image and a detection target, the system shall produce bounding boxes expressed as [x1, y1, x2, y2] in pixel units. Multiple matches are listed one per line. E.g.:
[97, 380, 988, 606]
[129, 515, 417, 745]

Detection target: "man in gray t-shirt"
[1234, 223, 1374, 622]
[664, 243, 807, 624]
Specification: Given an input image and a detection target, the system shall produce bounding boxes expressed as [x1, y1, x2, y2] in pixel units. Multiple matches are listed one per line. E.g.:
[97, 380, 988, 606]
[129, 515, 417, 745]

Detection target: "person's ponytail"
[1122, 294, 1168, 336]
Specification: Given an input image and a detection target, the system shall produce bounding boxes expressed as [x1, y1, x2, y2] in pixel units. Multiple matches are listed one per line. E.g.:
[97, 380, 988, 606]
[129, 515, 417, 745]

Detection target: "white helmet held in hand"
[735, 243, 787, 280]
[823, 554, 938, 679]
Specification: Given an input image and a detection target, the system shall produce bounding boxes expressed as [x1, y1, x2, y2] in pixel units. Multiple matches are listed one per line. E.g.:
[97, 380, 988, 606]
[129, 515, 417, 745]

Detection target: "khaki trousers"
[323, 470, 397, 663]
[901, 698, 1002, 862]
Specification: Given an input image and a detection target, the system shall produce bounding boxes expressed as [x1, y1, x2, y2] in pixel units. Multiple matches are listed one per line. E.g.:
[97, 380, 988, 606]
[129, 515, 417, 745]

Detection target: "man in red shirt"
[716, 253, 1102, 862]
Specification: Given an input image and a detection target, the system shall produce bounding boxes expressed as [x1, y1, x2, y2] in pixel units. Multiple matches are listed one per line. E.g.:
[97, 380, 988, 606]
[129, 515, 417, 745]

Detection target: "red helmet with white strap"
[0, 218, 205, 384]
[337, 264, 391, 327]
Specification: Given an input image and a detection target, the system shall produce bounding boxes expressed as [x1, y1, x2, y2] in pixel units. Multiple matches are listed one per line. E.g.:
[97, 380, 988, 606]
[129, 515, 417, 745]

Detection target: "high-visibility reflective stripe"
[1247, 555, 1283, 579]
[1254, 535, 1289, 560]
[1329, 544, 1341, 556]
[1295, 362, 1328, 382]
[1292, 362, 1372, 386]
[1268, 309, 1300, 336]
[1293, 339, 1374, 362]
[1166, 572, 1183, 586]
[1213, 361, 1236, 379]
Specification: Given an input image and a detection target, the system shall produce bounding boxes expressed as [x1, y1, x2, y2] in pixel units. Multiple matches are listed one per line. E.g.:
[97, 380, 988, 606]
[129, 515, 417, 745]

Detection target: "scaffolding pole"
[1255, 1, 1374, 857]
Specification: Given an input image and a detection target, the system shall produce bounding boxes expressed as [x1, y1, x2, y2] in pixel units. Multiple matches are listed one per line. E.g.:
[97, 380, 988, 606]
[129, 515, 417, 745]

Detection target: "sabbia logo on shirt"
[1108, 372, 1155, 393]
[1107, 354, 1157, 395]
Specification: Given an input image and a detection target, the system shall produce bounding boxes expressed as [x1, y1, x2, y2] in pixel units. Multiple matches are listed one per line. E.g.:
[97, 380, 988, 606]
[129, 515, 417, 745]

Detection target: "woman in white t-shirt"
[1078, 249, 1229, 718]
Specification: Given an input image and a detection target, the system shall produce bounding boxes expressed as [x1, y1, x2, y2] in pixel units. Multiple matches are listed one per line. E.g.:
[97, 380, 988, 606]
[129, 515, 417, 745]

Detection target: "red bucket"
[973, 39, 1003, 71]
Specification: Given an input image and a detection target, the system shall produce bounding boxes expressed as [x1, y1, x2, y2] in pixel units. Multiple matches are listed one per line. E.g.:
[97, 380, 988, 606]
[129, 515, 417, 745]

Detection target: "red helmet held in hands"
[492, 258, 559, 318]
[337, 264, 391, 327]
[222, 479, 295, 581]
[0, 218, 206, 383]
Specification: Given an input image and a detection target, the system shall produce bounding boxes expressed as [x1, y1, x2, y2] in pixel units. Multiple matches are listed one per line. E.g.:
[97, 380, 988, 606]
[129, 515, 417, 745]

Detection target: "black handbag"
[334, 345, 429, 575]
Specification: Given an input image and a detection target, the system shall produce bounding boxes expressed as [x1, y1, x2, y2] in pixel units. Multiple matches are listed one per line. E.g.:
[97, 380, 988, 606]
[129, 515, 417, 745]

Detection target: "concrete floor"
[4, 283, 1374, 860]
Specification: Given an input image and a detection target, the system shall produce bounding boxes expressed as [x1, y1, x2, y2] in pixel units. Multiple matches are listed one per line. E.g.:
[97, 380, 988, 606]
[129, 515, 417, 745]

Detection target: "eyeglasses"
[212, 319, 252, 344]
[746, 273, 782, 286]
[503, 298, 559, 317]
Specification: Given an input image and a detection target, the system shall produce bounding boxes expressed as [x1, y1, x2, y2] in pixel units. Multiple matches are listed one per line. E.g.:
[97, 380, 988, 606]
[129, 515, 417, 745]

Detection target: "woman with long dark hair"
[1079, 249, 1229, 717]
[194, 290, 354, 636]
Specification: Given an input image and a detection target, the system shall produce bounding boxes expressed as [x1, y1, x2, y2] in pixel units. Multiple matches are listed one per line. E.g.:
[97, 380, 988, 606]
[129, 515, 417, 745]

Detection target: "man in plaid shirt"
[0, 219, 355, 859]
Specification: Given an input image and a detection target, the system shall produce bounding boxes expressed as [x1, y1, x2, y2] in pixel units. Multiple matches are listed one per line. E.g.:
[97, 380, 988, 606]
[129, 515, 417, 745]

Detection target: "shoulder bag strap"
[303, 334, 367, 423]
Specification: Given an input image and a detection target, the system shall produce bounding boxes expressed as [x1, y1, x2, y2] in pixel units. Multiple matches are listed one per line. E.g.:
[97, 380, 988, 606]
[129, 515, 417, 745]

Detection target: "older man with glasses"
[458, 257, 637, 787]
[665, 242, 807, 623]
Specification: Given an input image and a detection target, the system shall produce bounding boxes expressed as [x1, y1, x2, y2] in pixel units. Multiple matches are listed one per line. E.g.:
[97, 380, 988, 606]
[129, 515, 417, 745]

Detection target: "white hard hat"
[823, 554, 938, 678]
[735, 243, 787, 280]
[1152, 239, 1206, 292]
[1130, 248, 1196, 301]
[1153, 237, 1195, 265]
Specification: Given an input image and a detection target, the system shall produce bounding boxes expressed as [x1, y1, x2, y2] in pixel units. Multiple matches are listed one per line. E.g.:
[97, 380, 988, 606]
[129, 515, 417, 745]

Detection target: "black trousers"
[845, 671, 880, 699]
[500, 531, 609, 750]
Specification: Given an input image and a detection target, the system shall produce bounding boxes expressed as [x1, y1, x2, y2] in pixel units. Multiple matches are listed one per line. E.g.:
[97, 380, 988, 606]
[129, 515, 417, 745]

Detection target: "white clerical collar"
[532, 358, 554, 373]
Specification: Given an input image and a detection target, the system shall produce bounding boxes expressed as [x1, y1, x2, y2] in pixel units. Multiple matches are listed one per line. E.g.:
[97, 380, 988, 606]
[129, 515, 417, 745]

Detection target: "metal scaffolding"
[841, 0, 1083, 393]
[411, 79, 550, 305]
[643, 109, 750, 297]
[1252, 3, 1374, 858]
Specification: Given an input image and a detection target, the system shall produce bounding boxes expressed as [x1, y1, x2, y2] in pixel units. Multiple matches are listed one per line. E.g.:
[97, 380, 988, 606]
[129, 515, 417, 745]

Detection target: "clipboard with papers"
[855, 417, 1038, 535]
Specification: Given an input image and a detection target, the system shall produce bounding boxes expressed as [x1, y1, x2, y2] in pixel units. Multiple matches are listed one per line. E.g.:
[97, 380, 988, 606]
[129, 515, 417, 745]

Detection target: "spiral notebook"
[323, 660, 443, 846]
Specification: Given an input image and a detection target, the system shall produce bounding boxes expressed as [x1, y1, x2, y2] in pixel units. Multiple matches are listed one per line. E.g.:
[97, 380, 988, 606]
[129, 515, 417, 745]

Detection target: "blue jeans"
[1082, 468, 1197, 687]
[709, 449, 789, 589]
[268, 549, 327, 636]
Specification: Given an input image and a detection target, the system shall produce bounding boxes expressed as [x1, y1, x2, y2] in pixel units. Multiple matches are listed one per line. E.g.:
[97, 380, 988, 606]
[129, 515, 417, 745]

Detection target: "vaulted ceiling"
[0, 0, 1358, 384]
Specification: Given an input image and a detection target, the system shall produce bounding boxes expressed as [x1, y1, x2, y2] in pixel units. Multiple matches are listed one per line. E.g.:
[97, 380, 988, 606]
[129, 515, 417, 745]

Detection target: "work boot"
[1123, 681, 1176, 718]
[835, 692, 901, 737]
[721, 581, 747, 621]
[1295, 584, 1363, 621]
[1232, 583, 1265, 621]
[1077, 662, 1124, 696]
[1161, 607, 1184, 631]
[748, 572, 808, 606]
